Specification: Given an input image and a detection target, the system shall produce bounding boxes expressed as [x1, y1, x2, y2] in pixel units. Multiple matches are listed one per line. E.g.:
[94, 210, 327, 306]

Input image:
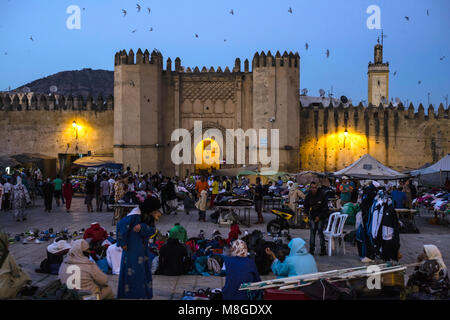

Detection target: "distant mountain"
[14, 68, 114, 98]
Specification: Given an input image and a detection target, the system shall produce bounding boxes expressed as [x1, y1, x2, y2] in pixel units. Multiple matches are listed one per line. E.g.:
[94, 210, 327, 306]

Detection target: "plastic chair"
[324, 213, 348, 256]
[323, 212, 339, 256]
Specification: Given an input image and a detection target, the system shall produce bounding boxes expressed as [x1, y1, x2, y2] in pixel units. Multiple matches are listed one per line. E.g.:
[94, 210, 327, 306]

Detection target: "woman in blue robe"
[116, 197, 161, 299]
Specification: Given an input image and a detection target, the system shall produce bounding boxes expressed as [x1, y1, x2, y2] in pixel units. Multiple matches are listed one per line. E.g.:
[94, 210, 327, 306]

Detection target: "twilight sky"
[0, 0, 449, 107]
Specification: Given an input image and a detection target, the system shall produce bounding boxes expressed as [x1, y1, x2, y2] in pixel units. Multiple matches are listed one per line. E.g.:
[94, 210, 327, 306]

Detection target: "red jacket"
[83, 223, 108, 244]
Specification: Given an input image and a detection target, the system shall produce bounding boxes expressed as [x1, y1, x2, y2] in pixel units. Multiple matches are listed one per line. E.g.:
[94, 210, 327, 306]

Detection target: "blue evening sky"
[0, 0, 449, 107]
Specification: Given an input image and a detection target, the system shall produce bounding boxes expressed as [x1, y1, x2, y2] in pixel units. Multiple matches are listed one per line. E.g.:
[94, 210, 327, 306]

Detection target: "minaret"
[368, 37, 389, 106]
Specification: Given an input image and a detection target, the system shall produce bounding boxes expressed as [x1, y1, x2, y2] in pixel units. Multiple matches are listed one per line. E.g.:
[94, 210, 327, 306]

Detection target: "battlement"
[0, 93, 113, 112]
[252, 51, 300, 69]
[300, 101, 449, 121]
[115, 49, 298, 73]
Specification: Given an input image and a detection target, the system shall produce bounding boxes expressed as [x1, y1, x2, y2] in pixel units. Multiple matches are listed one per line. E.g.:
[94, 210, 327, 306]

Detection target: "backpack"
[207, 257, 222, 275]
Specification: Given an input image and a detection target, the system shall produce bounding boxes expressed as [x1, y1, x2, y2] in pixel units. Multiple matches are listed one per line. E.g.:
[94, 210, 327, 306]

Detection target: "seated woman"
[407, 244, 449, 300]
[266, 238, 317, 278]
[0, 232, 32, 299]
[222, 240, 261, 300]
[157, 235, 189, 276]
[35, 238, 71, 275]
[58, 239, 114, 300]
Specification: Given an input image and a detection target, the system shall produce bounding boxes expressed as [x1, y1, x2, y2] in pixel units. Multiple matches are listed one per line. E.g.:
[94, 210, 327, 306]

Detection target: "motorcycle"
[266, 201, 309, 235]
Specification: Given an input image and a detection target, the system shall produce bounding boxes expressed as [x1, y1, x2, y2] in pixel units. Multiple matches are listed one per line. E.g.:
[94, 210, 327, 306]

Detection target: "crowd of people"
[0, 165, 449, 300]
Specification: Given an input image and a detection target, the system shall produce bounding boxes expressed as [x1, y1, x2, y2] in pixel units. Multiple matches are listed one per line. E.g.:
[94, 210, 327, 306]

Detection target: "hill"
[14, 68, 113, 98]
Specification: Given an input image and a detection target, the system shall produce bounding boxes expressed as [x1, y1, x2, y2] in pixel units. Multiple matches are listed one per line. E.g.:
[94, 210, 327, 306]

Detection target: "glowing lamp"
[344, 129, 348, 137]
[72, 121, 77, 128]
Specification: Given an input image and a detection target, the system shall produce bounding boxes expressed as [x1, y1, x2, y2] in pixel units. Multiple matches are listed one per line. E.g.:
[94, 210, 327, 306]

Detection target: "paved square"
[1, 198, 449, 299]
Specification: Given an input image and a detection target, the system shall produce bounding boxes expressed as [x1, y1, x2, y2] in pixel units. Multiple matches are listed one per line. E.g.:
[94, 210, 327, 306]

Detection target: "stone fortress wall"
[1, 48, 449, 176]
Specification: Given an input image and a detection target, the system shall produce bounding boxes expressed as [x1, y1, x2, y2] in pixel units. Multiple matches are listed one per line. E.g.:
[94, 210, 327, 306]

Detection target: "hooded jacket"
[271, 238, 318, 278]
[58, 239, 110, 295]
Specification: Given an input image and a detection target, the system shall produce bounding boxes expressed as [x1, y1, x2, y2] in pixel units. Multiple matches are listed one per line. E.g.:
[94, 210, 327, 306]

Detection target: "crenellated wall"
[299, 102, 450, 173]
[0, 93, 114, 160]
[114, 48, 301, 175]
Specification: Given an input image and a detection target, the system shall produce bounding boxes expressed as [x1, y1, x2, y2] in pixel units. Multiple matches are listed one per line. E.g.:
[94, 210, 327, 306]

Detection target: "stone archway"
[179, 121, 228, 177]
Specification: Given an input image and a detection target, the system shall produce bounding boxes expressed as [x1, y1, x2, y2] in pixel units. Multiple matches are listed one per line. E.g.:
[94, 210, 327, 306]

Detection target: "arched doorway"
[194, 138, 221, 172]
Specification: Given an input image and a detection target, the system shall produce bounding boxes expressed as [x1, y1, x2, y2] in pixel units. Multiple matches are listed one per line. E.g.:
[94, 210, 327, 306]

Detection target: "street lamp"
[344, 129, 348, 148]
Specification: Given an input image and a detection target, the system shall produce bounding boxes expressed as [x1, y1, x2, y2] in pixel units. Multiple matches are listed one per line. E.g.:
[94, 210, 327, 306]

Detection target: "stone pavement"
[1, 198, 449, 299]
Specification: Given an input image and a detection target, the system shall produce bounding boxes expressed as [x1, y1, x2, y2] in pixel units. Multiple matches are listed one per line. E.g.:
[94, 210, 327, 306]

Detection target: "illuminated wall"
[0, 110, 114, 159]
[299, 103, 450, 173]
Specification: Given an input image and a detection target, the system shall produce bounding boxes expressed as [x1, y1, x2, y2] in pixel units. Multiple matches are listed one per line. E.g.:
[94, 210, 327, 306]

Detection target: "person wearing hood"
[168, 223, 188, 243]
[58, 239, 114, 300]
[266, 238, 318, 278]
[116, 197, 161, 299]
[11, 176, 31, 222]
[0, 232, 32, 299]
[223, 240, 261, 300]
[157, 234, 189, 276]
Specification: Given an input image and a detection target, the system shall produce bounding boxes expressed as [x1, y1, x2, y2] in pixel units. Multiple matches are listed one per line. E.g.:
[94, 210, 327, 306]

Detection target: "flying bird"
[230, 9, 234, 15]
[326, 49, 330, 58]
[149, 27, 153, 32]
[4, 52, 7, 55]
[418, 80, 422, 84]
[195, 34, 199, 38]
[288, 7, 293, 14]
[440, 56, 446, 61]
[404, 16, 410, 21]
[29, 36, 34, 41]
[136, 4, 141, 12]
[122, 9, 127, 17]
[393, 71, 397, 76]
[427, 9, 429, 16]
[305, 42, 309, 50]
[131, 29, 137, 33]
[147, 8, 151, 14]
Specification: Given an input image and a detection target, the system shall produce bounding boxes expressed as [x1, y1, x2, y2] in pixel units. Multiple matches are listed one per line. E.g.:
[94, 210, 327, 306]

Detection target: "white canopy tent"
[410, 154, 450, 187]
[333, 154, 408, 180]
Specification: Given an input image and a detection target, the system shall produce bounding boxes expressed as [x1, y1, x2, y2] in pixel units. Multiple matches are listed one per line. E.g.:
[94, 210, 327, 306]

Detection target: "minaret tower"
[368, 35, 389, 106]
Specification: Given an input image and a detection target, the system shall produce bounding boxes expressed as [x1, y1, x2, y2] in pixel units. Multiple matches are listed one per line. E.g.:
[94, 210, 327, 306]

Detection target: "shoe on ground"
[361, 257, 374, 263]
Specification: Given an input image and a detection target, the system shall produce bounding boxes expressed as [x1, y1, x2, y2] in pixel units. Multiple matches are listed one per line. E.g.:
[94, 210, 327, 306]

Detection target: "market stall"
[410, 154, 450, 187]
[333, 154, 409, 180]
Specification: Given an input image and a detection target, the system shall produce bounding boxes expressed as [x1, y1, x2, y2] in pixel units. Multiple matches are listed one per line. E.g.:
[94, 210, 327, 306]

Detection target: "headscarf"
[0, 232, 10, 268]
[423, 244, 447, 277]
[231, 239, 248, 257]
[64, 239, 92, 265]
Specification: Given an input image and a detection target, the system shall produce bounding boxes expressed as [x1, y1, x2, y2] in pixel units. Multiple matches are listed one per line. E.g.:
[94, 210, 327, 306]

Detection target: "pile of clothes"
[414, 191, 449, 212]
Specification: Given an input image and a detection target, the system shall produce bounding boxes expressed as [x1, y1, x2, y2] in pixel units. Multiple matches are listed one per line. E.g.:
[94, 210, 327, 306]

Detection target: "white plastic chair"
[324, 213, 348, 256]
